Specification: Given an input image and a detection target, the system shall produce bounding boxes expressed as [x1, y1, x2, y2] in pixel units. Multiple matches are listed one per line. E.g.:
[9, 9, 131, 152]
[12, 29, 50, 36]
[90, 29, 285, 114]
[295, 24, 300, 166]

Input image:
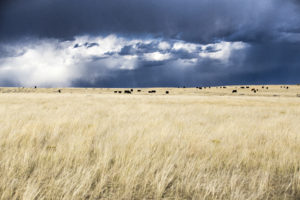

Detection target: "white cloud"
[172, 41, 199, 53]
[0, 35, 248, 87]
[0, 40, 77, 87]
[158, 41, 171, 50]
[143, 52, 172, 61]
[199, 41, 247, 62]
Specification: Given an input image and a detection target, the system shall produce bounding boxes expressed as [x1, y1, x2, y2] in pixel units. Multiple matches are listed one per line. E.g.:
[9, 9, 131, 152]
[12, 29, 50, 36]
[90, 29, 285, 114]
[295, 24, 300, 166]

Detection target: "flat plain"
[0, 85, 300, 199]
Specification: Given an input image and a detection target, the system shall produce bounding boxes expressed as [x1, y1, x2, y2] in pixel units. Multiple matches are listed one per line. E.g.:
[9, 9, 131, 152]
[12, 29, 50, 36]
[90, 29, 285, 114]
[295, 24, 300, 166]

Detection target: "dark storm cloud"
[71, 62, 187, 88]
[1, 0, 300, 87]
[139, 60, 169, 68]
[119, 45, 135, 56]
[1, 0, 300, 44]
[196, 42, 300, 86]
[204, 46, 220, 53]
[119, 42, 168, 56]
[170, 49, 199, 60]
[0, 45, 25, 58]
[70, 39, 300, 88]
[135, 42, 159, 53]
[73, 42, 99, 49]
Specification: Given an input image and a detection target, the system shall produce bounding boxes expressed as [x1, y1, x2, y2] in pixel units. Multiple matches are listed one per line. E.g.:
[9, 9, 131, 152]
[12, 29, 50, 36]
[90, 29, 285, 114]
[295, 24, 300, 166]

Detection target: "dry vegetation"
[0, 85, 300, 199]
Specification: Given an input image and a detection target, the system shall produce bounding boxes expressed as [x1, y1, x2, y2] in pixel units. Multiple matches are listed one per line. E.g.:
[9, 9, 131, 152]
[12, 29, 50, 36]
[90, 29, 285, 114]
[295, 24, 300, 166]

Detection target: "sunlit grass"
[0, 87, 300, 199]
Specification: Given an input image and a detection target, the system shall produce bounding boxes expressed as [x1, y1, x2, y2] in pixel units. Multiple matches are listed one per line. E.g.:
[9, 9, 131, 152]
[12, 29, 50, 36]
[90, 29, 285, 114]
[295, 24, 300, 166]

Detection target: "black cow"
[232, 90, 237, 93]
[124, 90, 131, 94]
[58, 89, 61, 93]
[114, 91, 118, 93]
[166, 91, 169, 94]
[118, 91, 122, 93]
[137, 90, 141, 92]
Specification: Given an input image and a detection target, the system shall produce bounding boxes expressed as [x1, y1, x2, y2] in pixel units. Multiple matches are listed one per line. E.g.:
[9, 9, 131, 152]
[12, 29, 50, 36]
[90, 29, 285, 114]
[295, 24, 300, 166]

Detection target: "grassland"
[0, 85, 300, 199]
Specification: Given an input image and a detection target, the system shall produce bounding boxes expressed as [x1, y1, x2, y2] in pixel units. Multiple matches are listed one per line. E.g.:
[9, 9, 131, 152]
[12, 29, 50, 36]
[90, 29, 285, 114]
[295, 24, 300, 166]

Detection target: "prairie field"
[0, 85, 300, 199]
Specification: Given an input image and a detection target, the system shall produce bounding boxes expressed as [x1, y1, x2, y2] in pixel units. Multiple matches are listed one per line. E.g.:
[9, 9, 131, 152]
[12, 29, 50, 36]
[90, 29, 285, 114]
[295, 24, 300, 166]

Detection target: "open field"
[1, 85, 300, 97]
[0, 85, 300, 199]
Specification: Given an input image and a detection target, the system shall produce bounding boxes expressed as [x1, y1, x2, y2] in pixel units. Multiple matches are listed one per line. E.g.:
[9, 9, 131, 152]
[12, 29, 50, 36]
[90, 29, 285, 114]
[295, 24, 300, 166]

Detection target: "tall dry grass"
[0, 92, 300, 199]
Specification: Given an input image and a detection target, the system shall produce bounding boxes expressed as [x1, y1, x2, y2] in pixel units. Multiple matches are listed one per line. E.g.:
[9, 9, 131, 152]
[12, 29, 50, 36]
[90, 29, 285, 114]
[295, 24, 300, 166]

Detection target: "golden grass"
[0, 86, 300, 199]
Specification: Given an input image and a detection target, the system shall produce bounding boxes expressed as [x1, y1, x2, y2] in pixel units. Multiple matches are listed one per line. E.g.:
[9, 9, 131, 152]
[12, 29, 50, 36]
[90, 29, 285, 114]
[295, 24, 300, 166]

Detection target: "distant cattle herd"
[111, 85, 290, 95]
[113, 89, 162, 94]
[110, 85, 294, 95]
[27, 85, 297, 96]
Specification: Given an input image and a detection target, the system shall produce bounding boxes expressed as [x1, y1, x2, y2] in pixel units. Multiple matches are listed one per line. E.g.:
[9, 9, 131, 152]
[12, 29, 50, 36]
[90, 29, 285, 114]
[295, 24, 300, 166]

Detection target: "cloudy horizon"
[1, 0, 300, 87]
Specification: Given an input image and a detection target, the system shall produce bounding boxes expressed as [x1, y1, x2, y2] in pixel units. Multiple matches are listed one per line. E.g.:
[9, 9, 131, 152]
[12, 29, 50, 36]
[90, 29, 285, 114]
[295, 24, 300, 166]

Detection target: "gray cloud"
[1, 0, 300, 87]
[71, 40, 300, 87]
[1, 0, 300, 43]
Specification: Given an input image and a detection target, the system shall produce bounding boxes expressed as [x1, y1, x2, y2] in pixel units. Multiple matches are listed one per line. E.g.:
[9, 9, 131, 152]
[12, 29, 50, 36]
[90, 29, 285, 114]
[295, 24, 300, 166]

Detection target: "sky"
[0, 0, 300, 87]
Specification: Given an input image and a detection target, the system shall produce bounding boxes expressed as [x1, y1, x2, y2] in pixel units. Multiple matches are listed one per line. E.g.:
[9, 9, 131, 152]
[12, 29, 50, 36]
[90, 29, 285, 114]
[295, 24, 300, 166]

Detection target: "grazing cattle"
[124, 90, 131, 94]
[199, 87, 202, 89]
[58, 89, 61, 93]
[286, 86, 289, 89]
[34, 86, 37, 89]
[223, 86, 227, 89]
[183, 86, 186, 88]
[251, 88, 256, 92]
[246, 86, 249, 88]
[266, 87, 269, 90]
[118, 91, 122, 93]
[130, 89, 133, 92]
[232, 90, 237, 93]
[262, 86, 264, 88]
[240, 86, 245, 89]
[166, 91, 169, 94]
[148, 90, 156, 93]
[137, 90, 141, 92]
[114, 91, 118, 93]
